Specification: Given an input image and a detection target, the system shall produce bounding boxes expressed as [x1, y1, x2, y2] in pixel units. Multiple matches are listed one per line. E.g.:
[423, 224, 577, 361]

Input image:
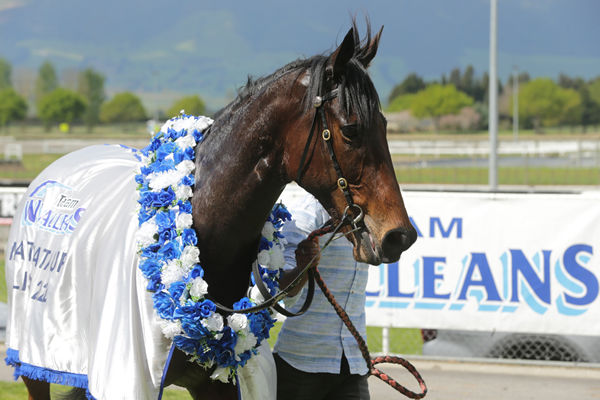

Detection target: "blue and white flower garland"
[135, 112, 291, 383]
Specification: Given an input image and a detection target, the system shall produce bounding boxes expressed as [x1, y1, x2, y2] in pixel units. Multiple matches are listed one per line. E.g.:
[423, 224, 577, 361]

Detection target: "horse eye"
[341, 124, 359, 139]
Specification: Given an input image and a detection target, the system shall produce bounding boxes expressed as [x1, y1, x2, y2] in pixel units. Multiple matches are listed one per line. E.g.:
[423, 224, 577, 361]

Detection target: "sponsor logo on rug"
[21, 180, 86, 235]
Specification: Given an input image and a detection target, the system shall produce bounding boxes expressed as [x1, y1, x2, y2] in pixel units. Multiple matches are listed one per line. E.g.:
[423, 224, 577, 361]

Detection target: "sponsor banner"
[365, 191, 600, 336]
[0, 187, 26, 225]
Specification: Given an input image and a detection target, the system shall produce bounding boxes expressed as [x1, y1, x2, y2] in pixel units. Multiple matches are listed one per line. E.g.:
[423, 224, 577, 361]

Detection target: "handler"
[274, 187, 371, 400]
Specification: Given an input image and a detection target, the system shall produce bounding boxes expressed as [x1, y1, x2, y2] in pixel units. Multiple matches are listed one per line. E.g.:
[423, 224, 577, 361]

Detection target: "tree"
[386, 94, 416, 113]
[166, 95, 206, 118]
[387, 73, 425, 104]
[506, 71, 530, 88]
[78, 68, 106, 131]
[0, 88, 27, 127]
[589, 77, 600, 107]
[38, 88, 86, 131]
[36, 61, 58, 103]
[449, 68, 461, 89]
[0, 58, 12, 90]
[100, 92, 147, 124]
[514, 78, 581, 132]
[410, 84, 474, 131]
[559, 88, 582, 129]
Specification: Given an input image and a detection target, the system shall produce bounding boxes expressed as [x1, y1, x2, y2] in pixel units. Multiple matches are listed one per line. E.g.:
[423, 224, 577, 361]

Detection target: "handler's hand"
[295, 237, 320, 270]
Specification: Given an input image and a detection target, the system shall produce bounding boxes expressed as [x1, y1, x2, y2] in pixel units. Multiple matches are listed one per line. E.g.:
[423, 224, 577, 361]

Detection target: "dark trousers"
[274, 353, 370, 400]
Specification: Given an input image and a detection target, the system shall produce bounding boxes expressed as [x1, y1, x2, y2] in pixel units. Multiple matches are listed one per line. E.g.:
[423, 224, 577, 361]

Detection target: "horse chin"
[353, 229, 384, 265]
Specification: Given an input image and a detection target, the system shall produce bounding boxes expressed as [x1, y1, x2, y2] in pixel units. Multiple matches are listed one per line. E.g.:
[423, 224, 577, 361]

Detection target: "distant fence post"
[382, 326, 390, 354]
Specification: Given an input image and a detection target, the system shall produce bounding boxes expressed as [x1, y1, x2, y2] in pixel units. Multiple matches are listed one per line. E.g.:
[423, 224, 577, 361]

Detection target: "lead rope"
[306, 225, 428, 399]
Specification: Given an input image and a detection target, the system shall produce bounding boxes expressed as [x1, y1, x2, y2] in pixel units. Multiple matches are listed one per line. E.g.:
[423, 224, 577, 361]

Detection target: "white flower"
[261, 221, 276, 241]
[176, 212, 193, 230]
[175, 134, 196, 150]
[189, 277, 208, 298]
[149, 170, 181, 191]
[257, 249, 270, 266]
[234, 332, 258, 358]
[268, 244, 286, 269]
[202, 313, 224, 333]
[136, 220, 158, 247]
[181, 246, 200, 268]
[160, 319, 182, 339]
[249, 285, 266, 304]
[175, 185, 193, 200]
[176, 160, 195, 176]
[161, 260, 186, 287]
[210, 366, 231, 383]
[227, 314, 249, 333]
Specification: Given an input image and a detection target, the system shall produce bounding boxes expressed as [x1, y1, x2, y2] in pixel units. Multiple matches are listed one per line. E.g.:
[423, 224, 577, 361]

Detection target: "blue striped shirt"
[274, 190, 370, 375]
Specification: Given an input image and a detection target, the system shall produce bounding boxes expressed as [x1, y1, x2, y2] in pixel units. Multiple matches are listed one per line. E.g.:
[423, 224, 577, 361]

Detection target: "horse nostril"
[381, 227, 417, 262]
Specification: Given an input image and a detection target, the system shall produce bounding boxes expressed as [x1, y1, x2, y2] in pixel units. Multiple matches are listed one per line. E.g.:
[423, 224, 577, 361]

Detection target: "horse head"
[282, 22, 417, 265]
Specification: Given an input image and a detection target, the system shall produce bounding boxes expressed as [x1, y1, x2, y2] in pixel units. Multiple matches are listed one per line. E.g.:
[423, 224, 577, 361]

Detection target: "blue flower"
[135, 174, 145, 185]
[181, 175, 194, 187]
[183, 147, 195, 160]
[236, 350, 253, 367]
[141, 243, 160, 259]
[155, 210, 176, 232]
[213, 327, 237, 366]
[189, 264, 204, 279]
[173, 335, 199, 355]
[233, 297, 256, 311]
[158, 241, 182, 261]
[181, 318, 209, 339]
[178, 201, 192, 213]
[249, 310, 275, 340]
[146, 275, 162, 292]
[151, 159, 176, 173]
[258, 237, 270, 251]
[156, 142, 178, 161]
[169, 281, 186, 300]
[192, 130, 204, 143]
[138, 207, 156, 225]
[182, 228, 197, 246]
[153, 291, 175, 319]
[198, 299, 216, 318]
[158, 228, 177, 244]
[139, 258, 161, 279]
[141, 165, 153, 176]
[153, 187, 176, 208]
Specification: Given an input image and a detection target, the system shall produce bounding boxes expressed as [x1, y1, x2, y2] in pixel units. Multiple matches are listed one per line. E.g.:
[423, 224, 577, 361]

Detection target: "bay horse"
[11, 20, 416, 400]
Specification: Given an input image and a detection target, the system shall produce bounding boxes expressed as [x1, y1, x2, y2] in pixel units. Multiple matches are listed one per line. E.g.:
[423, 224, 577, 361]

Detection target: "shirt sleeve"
[281, 193, 329, 272]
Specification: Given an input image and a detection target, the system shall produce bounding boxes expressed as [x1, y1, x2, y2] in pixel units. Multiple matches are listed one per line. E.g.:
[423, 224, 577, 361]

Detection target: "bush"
[100, 92, 147, 123]
[167, 95, 206, 118]
[0, 88, 27, 126]
[37, 88, 86, 130]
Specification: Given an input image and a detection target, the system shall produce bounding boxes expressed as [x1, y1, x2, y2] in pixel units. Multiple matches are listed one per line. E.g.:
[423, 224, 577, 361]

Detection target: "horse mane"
[214, 18, 381, 131]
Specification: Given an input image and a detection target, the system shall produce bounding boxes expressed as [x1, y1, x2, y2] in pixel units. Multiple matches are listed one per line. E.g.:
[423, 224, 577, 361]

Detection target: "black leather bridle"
[213, 88, 365, 317]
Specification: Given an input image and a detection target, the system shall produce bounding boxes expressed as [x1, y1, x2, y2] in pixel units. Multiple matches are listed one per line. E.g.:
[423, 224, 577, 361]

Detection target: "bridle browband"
[213, 87, 365, 317]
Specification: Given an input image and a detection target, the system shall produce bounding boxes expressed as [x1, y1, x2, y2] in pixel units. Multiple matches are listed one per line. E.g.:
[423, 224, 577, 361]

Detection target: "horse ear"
[327, 28, 355, 80]
[359, 25, 383, 68]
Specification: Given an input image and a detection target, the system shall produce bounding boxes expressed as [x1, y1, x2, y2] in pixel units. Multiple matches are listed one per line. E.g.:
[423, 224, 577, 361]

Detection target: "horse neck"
[191, 86, 299, 305]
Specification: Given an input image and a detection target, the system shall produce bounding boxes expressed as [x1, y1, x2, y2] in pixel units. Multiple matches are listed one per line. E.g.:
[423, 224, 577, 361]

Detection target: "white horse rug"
[4, 144, 275, 400]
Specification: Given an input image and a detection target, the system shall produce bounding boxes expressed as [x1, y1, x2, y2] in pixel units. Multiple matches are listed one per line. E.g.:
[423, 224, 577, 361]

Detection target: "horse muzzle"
[352, 216, 417, 265]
